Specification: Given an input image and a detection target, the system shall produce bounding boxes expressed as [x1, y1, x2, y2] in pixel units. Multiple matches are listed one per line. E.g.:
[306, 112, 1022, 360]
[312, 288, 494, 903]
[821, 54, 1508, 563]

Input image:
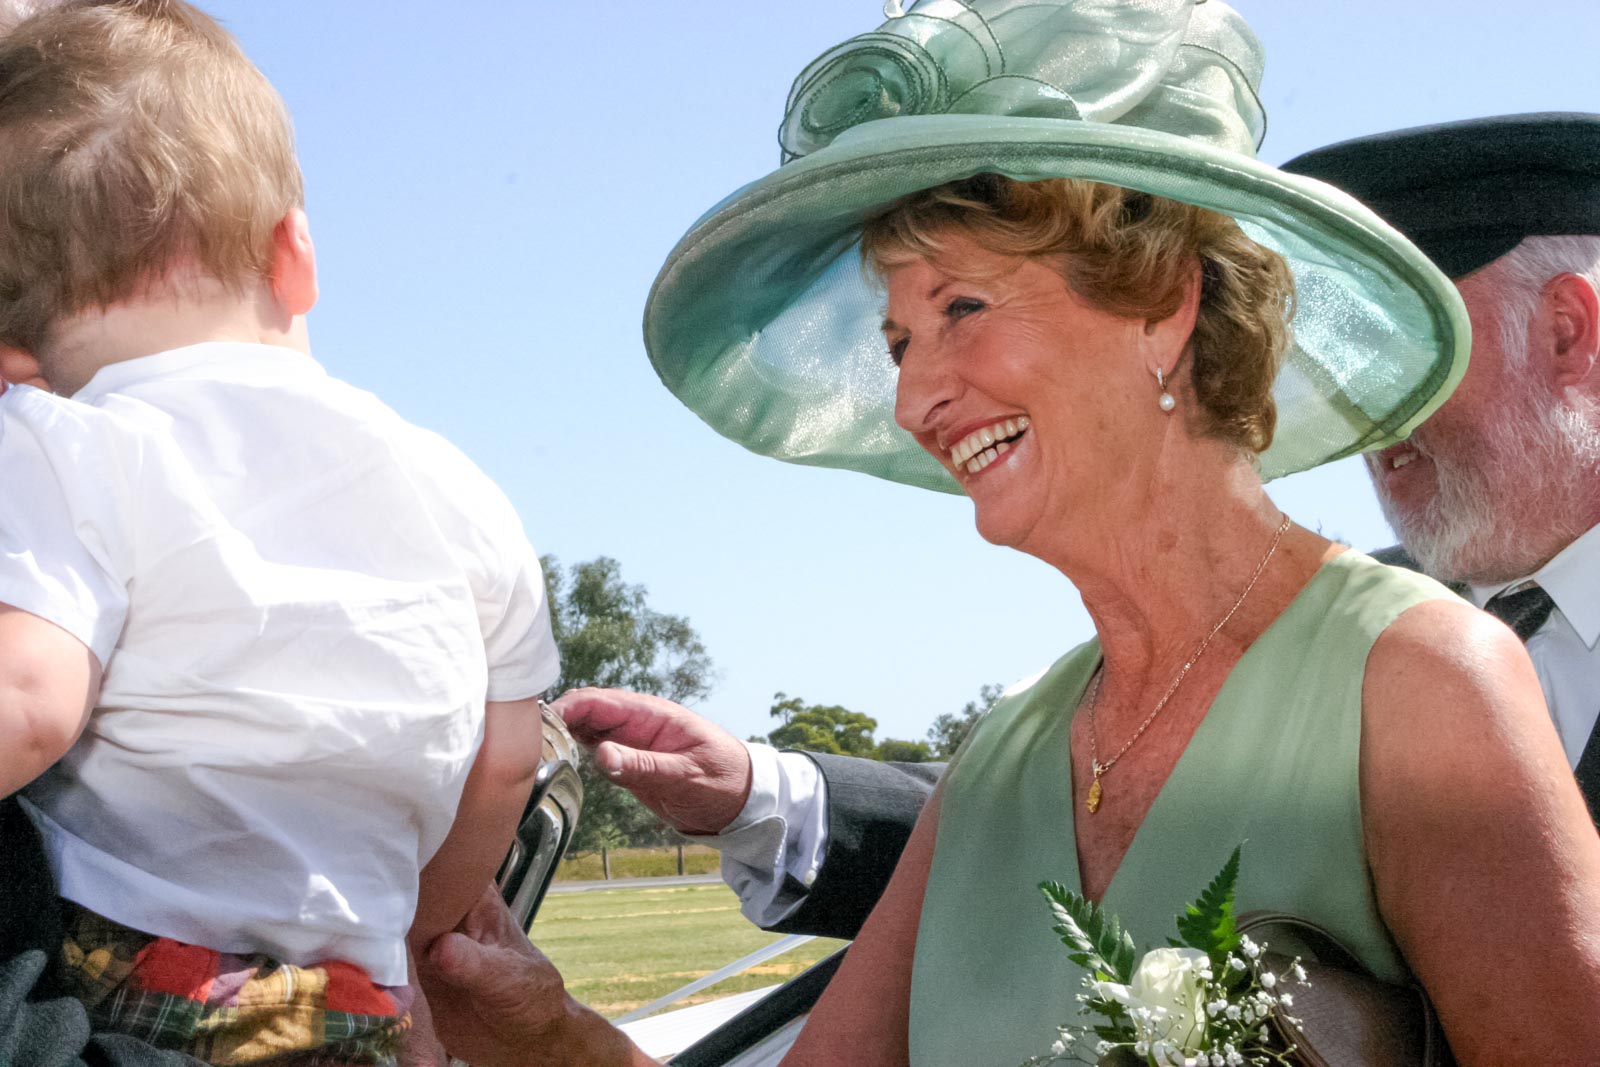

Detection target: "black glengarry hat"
[1282, 113, 1600, 280]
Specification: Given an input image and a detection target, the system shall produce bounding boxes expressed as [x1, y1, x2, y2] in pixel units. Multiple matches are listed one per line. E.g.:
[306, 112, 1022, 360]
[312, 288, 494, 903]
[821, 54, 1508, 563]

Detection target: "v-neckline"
[1058, 552, 1349, 905]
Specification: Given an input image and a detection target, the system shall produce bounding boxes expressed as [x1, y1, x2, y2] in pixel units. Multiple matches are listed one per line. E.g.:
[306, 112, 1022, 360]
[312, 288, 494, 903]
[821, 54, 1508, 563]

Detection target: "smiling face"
[885, 237, 1160, 552]
[1366, 258, 1600, 583]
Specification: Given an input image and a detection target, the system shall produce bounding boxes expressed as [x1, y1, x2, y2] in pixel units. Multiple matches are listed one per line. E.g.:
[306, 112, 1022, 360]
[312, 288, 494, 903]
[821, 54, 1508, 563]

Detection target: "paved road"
[548, 872, 723, 894]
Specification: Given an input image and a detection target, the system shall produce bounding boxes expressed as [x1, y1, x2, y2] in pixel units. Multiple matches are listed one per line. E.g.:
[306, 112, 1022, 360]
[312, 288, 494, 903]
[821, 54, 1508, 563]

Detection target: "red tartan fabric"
[57, 903, 411, 1066]
[320, 961, 398, 1017]
[133, 939, 218, 1000]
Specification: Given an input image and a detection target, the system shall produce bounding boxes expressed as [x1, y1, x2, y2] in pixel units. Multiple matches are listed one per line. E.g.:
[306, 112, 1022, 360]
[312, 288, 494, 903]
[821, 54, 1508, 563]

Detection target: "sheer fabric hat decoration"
[643, 0, 1471, 491]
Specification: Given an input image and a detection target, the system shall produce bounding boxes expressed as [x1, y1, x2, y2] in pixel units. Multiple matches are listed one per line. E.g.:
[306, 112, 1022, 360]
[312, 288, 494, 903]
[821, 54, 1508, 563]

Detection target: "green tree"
[765, 692, 879, 757]
[542, 556, 717, 852]
[874, 738, 933, 763]
[927, 683, 1004, 759]
[544, 556, 715, 702]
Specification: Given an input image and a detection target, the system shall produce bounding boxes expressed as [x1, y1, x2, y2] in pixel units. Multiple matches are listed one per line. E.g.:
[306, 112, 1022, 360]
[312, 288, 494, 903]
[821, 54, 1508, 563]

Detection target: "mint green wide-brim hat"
[643, 0, 1470, 491]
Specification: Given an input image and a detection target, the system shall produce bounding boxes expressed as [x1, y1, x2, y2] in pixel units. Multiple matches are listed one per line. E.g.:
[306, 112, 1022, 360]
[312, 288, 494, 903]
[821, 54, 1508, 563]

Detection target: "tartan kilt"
[58, 903, 411, 1066]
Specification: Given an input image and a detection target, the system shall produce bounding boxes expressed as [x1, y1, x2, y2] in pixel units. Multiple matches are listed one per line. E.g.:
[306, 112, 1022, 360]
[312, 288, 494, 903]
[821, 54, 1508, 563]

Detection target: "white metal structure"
[614, 935, 817, 1061]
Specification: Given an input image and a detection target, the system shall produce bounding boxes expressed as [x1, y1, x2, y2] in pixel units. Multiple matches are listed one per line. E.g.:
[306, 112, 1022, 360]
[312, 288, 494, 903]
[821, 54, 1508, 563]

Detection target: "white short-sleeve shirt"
[0, 343, 558, 985]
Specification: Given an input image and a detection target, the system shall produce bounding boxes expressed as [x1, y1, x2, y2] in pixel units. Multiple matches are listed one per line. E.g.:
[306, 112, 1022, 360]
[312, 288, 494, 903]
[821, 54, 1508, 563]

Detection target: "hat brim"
[645, 114, 1470, 490]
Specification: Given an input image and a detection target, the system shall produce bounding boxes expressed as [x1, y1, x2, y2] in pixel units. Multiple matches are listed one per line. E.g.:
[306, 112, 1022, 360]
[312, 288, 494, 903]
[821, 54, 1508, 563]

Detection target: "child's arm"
[0, 604, 101, 797]
[409, 696, 544, 954]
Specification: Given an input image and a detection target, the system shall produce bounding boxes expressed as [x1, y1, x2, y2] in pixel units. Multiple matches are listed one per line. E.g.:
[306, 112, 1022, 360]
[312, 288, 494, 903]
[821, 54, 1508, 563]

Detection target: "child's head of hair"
[0, 0, 305, 356]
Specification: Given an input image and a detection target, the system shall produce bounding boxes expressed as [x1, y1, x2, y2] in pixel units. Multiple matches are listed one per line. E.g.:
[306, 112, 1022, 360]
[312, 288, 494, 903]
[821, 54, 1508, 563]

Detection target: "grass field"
[532, 882, 847, 1018]
[555, 845, 722, 882]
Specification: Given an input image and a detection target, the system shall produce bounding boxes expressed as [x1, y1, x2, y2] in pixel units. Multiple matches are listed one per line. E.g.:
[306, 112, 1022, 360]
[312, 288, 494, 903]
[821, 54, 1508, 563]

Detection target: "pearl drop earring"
[1155, 368, 1176, 412]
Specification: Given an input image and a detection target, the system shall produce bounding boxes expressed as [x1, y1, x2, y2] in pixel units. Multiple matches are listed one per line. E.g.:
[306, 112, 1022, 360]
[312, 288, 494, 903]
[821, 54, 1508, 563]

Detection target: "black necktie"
[1484, 584, 1557, 643]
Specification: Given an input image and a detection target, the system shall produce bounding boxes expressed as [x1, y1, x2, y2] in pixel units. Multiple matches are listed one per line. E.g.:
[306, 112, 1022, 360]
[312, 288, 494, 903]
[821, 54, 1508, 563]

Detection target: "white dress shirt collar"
[1468, 522, 1600, 652]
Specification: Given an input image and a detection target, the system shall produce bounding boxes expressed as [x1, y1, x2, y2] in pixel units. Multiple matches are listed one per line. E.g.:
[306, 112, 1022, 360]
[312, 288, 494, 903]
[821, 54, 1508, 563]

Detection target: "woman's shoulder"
[1275, 548, 1462, 651]
[949, 640, 1099, 768]
[995, 641, 1099, 714]
[1363, 592, 1530, 709]
[1357, 570, 1549, 795]
[1329, 543, 1517, 677]
[1319, 547, 1458, 607]
[1301, 550, 1525, 715]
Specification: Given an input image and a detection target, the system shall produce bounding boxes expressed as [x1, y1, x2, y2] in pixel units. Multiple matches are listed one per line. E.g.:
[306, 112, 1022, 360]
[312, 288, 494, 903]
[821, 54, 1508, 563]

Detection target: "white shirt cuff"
[684, 742, 830, 927]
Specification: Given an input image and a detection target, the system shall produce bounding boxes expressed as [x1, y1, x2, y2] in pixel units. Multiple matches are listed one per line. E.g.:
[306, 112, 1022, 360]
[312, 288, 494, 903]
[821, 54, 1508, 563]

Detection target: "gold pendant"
[1086, 775, 1103, 814]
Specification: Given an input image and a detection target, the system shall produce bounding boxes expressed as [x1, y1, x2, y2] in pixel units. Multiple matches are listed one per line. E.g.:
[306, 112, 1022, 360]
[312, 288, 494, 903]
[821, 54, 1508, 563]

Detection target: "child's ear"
[269, 209, 318, 317]
[0, 345, 49, 391]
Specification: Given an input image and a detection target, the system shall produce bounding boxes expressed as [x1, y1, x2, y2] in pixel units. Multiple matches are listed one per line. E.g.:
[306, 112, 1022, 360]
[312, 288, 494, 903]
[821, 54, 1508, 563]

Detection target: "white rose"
[1091, 947, 1210, 1053]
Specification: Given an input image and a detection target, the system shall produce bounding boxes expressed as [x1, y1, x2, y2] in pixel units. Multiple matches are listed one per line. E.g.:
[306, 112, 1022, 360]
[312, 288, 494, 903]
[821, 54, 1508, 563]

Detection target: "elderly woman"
[752, 173, 1600, 1066]
[469, 2, 1600, 1065]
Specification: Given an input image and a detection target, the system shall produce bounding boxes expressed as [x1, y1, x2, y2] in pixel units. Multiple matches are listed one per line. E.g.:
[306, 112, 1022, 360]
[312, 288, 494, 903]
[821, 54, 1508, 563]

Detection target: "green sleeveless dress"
[908, 552, 1451, 1066]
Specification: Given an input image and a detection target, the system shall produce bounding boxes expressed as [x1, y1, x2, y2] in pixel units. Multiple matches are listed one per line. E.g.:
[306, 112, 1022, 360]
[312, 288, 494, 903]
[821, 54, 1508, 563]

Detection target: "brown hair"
[0, 0, 304, 353]
[861, 175, 1295, 454]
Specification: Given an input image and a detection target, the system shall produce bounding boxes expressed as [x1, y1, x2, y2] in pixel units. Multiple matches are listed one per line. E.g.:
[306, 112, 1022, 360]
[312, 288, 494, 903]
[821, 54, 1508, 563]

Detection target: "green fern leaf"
[1175, 845, 1242, 955]
[1039, 881, 1136, 983]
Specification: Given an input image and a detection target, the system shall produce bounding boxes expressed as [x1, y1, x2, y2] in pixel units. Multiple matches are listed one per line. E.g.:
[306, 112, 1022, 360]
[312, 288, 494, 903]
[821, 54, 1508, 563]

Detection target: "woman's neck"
[1031, 451, 1299, 687]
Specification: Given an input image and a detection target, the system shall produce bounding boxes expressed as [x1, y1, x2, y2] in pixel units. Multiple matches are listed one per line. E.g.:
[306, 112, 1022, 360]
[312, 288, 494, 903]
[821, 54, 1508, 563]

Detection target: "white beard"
[1378, 387, 1600, 585]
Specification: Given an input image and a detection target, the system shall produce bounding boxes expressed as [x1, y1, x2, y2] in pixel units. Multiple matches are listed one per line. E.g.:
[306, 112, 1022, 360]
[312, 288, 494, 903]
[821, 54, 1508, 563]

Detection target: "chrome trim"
[615, 934, 816, 1025]
[494, 701, 584, 934]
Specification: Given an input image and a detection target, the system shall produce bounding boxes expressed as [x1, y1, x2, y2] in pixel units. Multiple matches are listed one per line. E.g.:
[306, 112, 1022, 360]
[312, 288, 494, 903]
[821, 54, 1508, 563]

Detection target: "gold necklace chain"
[1085, 515, 1291, 814]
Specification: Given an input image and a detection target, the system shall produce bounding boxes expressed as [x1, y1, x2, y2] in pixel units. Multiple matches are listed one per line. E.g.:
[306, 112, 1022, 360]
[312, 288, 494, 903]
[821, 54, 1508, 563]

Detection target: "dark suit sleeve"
[1368, 544, 1423, 570]
[0, 799, 195, 1067]
[762, 753, 943, 940]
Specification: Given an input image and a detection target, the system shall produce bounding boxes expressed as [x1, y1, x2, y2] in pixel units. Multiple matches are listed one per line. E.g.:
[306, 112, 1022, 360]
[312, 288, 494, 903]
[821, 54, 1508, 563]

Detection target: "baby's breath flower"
[1030, 850, 1299, 1067]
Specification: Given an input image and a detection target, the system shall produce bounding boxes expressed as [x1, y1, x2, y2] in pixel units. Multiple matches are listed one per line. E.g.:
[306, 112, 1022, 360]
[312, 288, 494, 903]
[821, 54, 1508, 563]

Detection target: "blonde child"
[0, 2, 554, 1062]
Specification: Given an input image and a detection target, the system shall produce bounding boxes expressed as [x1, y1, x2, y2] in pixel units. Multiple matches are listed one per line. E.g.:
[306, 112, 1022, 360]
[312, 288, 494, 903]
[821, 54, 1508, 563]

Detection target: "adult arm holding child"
[418, 884, 660, 1067]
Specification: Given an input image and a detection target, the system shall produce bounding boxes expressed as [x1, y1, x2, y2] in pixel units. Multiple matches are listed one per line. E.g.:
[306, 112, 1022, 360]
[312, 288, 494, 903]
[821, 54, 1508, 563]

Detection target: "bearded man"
[557, 112, 1600, 945]
[1289, 115, 1600, 789]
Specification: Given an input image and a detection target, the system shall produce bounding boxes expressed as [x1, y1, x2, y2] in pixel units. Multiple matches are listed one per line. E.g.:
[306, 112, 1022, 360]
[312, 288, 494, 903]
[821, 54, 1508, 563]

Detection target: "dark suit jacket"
[769, 544, 1600, 939]
[763, 753, 943, 941]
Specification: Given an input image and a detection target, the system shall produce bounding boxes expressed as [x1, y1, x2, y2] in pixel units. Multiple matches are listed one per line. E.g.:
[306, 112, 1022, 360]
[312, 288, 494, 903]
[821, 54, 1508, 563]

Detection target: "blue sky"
[204, 0, 1598, 744]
